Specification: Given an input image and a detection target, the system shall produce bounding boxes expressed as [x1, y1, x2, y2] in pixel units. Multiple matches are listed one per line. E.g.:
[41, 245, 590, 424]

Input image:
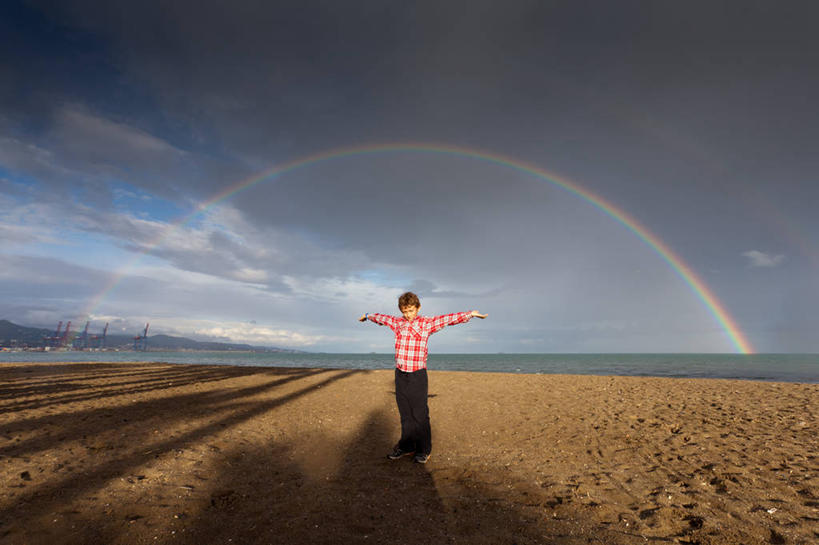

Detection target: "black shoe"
[413, 453, 430, 464]
[387, 447, 414, 460]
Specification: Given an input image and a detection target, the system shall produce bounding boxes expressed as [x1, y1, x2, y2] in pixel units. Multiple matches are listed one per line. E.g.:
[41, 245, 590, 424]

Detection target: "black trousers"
[394, 368, 431, 455]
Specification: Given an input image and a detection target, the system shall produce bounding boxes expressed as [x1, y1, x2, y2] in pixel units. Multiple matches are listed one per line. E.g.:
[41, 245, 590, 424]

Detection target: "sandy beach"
[0, 362, 816, 544]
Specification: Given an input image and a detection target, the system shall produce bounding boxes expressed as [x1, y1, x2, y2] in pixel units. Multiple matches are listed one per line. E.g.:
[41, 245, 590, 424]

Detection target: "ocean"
[0, 351, 816, 383]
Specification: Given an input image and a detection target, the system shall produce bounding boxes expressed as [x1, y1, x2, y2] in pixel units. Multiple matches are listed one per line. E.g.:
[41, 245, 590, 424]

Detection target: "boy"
[359, 292, 487, 464]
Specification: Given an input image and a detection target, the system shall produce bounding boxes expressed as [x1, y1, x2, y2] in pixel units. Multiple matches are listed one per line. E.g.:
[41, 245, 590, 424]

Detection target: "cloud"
[0, 254, 111, 288]
[191, 324, 325, 347]
[406, 278, 505, 299]
[0, 135, 71, 185]
[743, 250, 785, 268]
[0, 202, 61, 245]
[55, 107, 184, 159]
[1, 104, 246, 209]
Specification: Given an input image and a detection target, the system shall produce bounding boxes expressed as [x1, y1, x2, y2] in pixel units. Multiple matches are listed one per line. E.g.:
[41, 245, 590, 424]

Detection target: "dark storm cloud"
[17, 1, 816, 158]
[7, 0, 819, 201]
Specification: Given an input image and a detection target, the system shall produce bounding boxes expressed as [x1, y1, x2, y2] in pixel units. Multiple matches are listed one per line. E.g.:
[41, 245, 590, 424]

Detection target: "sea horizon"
[2, 351, 816, 383]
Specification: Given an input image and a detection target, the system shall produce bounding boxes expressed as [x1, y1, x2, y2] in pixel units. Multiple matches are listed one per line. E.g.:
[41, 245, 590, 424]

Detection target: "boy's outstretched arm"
[359, 313, 400, 331]
[429, 310, 488, 334]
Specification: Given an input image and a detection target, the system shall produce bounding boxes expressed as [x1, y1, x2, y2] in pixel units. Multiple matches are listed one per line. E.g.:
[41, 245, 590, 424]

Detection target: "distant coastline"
[0, 319, 300, 353]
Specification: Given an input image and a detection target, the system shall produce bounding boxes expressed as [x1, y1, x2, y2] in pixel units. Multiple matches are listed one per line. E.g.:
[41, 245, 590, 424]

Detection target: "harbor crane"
[89, 322, 108, 349]
[42, 320, 110, 350]
[44, 321, 63, 347]
[60, 321, 72, 348]
[75, 321, 90, 349]
[133, 323, 149, 351]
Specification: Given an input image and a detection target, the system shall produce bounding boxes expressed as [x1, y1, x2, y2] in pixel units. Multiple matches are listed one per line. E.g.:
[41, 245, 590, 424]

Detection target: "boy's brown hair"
[398, 291, 420, 309]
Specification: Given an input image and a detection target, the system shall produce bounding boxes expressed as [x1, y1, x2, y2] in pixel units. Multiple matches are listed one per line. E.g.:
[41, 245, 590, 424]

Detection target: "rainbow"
[82, 142, 754, 354]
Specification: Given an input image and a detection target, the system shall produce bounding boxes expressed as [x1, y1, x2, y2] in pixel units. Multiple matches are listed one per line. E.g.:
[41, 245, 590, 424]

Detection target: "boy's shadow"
[183, 409, 451, 544]
[180, 410, 563, 544]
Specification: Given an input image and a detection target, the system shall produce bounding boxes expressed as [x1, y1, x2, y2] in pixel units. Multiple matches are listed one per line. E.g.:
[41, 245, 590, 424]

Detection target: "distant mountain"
[0, 320, 53, 346]
[0, 319, 300, 352]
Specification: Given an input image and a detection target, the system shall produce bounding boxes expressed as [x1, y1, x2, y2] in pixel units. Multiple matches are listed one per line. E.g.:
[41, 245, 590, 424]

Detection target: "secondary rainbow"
[82, 142, 754, 354]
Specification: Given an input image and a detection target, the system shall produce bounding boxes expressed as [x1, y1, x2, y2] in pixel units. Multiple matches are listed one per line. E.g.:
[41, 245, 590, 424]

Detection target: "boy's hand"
[358, 314, 368, 322]
[470, 310, 488, 319]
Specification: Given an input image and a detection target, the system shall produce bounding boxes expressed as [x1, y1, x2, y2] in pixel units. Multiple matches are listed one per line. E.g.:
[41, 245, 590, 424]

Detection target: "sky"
[1, 0, 817, 353]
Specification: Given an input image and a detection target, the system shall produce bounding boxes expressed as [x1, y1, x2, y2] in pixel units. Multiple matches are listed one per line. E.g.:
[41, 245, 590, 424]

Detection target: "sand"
[0, 361, 816, 545]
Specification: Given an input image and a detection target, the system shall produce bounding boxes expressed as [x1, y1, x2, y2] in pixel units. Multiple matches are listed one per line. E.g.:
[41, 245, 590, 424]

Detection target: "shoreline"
[1, 355, 817, 384]
[1, 361, 817, 544]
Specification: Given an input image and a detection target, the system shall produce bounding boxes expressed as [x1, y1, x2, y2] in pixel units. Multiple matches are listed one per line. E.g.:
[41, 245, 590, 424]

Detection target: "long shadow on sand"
[0, 363, 280, 412]
[0, 366, 331, 459]
[0, 363, 365, 542]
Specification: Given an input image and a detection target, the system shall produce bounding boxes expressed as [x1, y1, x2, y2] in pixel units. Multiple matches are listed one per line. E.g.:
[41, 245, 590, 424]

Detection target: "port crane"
[44, 321, 63, 347]
[75, 321, 90, 349]
[89, 322, 108, 349]
[133, 323, 149, 351]
[60, 321, 72, 348]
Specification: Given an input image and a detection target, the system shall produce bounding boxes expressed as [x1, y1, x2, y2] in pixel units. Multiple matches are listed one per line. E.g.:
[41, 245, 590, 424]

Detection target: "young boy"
[359, 291, 487, 464]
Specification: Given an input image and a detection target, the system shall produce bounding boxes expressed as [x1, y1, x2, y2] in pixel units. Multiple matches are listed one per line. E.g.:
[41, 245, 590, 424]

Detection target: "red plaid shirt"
[367, 312, 472, 372]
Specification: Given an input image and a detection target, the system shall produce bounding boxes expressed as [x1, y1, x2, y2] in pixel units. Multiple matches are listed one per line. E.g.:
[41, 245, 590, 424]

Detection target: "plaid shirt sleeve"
[428, 311, 472, 334]
[367, 313, 400, 332]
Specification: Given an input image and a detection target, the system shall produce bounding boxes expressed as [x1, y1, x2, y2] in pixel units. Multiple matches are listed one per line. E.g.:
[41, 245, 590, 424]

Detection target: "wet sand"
[0, 361, 817, 544]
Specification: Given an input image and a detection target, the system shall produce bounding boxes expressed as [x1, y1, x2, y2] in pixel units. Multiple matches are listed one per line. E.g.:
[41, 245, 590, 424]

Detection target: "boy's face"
[400, 304, 419, 322]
